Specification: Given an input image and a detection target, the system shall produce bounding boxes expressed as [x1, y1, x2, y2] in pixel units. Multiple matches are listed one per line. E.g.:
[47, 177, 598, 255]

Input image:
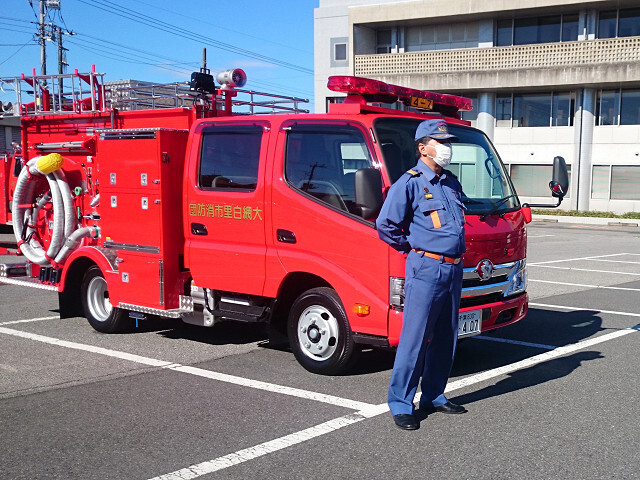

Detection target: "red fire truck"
[0, 67, 567, 374]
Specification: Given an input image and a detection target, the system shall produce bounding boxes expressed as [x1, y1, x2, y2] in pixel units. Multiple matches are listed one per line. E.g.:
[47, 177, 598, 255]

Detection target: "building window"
[406, 22, 479, 51]
[598, 10, 618, 38]
[515, 15, 561, 45]
[619, 8, 640, 37]
[496, 19, 513, 46]
[376, 29, 392, 54]
[597, 89, 640, 126]
[330, 37, 349, 67]
[620, 90, 640, 125]
[561, 14, 579, 41]
[599, 8, 640, 38]
[611, 165, 640, 200]
[597, 90, 620, 125]
[509, 164, 571, 197]
[552, 92, 574, 126]
[591, 165, 610, 199]
[497, 14, 578, 46]
[591, 164, 640, 201]
[497, 92, 574, 127]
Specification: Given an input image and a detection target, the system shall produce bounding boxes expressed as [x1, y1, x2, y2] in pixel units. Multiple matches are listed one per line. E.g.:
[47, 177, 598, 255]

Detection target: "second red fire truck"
[0, 67, 568, 374]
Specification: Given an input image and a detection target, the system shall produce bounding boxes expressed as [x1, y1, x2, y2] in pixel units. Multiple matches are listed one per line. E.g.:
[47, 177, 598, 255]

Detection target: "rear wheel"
[81, 266, 130, 333]
[287, 287, 358, 375]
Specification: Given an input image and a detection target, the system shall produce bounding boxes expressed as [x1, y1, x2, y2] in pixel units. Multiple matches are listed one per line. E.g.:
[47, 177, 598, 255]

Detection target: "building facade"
[314, 0, 640, 213]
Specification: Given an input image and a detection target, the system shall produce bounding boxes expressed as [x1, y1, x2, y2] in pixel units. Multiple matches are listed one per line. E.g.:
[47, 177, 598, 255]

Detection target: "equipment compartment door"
[185, 122, 268, 295]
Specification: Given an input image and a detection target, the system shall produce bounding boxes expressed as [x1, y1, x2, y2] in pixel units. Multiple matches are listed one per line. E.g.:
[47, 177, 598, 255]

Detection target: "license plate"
[458, 309, 481, 337]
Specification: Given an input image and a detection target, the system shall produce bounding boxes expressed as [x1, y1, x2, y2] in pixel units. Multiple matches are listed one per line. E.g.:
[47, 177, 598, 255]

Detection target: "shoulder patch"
[405, 169, 421, 177]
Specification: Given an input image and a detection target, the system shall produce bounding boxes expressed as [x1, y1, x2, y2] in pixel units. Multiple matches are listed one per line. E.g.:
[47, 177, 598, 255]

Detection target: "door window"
[199, 125, 262, 191]
[284, 125, 372, 215]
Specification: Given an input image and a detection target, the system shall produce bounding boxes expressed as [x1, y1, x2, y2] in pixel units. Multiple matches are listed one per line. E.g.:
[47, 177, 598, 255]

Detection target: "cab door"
[185, 122, 269, 295]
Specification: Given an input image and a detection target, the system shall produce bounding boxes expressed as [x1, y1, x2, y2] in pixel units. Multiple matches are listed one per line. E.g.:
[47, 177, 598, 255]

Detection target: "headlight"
[390, 276, 405, 309]
[504, 259, 527, 297]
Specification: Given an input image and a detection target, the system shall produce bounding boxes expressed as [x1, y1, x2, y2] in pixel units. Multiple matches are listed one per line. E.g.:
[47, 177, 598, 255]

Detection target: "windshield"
[374, 117, 519, 215]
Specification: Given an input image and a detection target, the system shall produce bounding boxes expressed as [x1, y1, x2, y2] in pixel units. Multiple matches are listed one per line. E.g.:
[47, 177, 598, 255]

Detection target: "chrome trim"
[118, 302, 186, 319]
[463, 261, 517, 281]
[0, 276, 59, 291]
[103, 241, 160, 254]
[461, 260, 523, 299]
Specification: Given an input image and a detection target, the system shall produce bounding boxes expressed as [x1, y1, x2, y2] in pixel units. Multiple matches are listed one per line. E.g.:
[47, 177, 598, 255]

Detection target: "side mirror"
[354, 168, 383, 220]
[522, 156, 569, 209]
[549, 156, 569, 199]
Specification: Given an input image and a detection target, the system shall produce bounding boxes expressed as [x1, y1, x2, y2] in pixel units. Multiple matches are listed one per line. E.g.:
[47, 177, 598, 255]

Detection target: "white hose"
[11, 155, 81, 267]
[54, 226, 99, 264]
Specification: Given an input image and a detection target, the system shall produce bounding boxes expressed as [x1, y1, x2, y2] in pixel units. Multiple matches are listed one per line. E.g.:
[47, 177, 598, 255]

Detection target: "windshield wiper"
[479, 195, 518, 221]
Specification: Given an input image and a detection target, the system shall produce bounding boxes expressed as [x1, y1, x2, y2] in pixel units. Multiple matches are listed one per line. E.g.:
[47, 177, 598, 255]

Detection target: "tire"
[287, 287, 358, 375]
[81, 266, 130, 333]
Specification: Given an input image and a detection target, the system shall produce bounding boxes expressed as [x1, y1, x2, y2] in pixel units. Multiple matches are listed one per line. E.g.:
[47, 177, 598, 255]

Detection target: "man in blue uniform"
[376, 118, 467, 431]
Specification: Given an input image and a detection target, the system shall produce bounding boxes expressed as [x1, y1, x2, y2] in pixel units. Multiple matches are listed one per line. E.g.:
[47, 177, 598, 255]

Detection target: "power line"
[127, 0, 313, 56]
[75, 0, 313, 75]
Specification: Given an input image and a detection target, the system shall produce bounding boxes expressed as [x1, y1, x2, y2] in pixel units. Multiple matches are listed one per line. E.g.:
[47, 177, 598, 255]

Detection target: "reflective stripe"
[430, 210, 441, 228]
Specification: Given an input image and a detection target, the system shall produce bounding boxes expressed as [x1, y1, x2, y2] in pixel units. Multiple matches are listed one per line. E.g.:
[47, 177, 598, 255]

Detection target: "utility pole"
[39, 0, 47, 76]
[57, 26, 67, 74]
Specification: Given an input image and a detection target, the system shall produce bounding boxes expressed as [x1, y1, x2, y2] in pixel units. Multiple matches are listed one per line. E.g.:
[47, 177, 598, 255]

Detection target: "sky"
[0, 0, 318, 110]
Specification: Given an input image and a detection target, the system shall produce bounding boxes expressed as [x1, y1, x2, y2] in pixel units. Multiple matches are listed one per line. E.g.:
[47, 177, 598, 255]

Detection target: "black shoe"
[393, 414, 419, 430]
[434, 401, 467, 414]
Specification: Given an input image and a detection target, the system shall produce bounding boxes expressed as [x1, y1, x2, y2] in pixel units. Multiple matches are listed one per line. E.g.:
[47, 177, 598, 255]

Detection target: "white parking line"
[530, 302, 640, 318]
[529, 265, 640, 276]
[0, 326, 374, 411]
[585, 259, 640, 265]
[0, 315, 60, 326]
[473, 335, 556, 350]
[529, 279, 640, 292]
[528, 253, 628, 266]
[528, 234, 555, 238]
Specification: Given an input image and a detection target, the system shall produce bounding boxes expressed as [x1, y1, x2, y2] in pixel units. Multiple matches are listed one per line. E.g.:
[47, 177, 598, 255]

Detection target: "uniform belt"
[412, 249, 461, 264]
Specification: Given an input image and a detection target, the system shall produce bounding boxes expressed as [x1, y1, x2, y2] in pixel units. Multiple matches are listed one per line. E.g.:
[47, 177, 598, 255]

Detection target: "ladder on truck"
[1, 68, 309, 117]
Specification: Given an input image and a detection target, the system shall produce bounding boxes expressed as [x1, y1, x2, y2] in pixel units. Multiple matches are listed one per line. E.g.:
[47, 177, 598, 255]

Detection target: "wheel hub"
[297, 305, 339, 362]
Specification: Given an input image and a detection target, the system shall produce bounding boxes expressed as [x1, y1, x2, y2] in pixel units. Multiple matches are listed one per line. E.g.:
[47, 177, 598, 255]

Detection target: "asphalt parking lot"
[1, 220, 639, 480]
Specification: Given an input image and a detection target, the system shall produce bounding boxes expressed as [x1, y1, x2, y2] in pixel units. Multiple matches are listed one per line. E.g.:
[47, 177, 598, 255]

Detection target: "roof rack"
[1, 67, 309, 117]
[0, 66, 106, 117]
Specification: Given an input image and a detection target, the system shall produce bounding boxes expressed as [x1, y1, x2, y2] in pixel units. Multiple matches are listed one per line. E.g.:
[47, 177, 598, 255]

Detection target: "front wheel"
[287, 287, 358, 375]
[81, 266, 130, 333]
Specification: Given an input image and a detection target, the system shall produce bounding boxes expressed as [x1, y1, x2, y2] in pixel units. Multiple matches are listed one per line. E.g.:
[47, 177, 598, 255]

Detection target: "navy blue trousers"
[388, 250, 463, 415]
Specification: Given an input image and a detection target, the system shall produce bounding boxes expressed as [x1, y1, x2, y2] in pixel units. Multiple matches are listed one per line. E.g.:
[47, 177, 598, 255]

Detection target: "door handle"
[191, 223, 208, 236]
[276, 229, 296, 244]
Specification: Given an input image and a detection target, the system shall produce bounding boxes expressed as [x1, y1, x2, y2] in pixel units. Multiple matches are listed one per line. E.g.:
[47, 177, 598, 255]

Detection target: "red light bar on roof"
[327, 75, 473, 113]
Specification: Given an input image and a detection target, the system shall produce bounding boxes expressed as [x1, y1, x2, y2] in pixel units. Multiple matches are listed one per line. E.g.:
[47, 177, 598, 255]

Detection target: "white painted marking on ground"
[473, 335, 556, 350]
[444, 322, 639, 393]
[0, 327, 373, 411]
[528, 253, 627, 266]
[527, 234, 555, 238]
[585, 258, 640, 265]
[148, 308, 640, 480]
[0, 315, 60, 326]
[169, 365, 373, 411]
[529, 302, 640, 318]
[529, 279, 640, 292]
[528, 265, 640, 276]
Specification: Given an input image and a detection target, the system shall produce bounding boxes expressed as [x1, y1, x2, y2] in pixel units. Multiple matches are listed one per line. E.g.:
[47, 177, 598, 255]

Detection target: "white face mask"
[428, 143, 453, 168]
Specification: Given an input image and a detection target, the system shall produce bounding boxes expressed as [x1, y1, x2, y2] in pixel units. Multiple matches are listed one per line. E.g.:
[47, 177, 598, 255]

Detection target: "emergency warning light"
[327, 76, 473, 117]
